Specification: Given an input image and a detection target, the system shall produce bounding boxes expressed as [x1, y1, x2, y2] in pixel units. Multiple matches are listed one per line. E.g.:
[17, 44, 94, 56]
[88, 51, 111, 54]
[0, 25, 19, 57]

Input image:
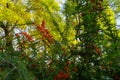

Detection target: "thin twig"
[0, 59, 5, 65]
[0, 21, 17, 40]
[2, 59, 17, 80]
[3, 67, 16, 80]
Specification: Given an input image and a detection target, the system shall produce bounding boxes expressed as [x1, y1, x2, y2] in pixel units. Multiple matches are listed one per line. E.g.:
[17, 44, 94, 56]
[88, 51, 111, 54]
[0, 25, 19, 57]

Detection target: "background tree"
[0, 0, 120, 80]
[62, 0, 120, 79]
[0, 0, 62, 80]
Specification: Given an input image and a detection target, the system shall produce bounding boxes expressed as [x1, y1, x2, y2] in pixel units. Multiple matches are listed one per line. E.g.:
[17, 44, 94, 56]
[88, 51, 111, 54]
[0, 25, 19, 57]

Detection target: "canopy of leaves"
[0, 0, 120, 80]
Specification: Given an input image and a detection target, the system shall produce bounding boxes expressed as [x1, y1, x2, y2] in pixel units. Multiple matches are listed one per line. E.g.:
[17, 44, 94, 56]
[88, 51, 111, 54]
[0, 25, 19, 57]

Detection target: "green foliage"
[0, 0, 120, 80]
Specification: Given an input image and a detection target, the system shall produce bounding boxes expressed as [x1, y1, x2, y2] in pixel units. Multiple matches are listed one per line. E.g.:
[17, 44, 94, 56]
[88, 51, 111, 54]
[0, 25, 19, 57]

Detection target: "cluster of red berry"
[35, 20, 54, 44]
[54, 61, 78, 80]
[15, 32, 33, 42]
[90, 0, 104, 12]
[80, 0, 104, 17]
[90, 43, 102, 55]
[54, 61, 71, 80]
[21, 32, 33, 42]
[54, 71, 70, 80]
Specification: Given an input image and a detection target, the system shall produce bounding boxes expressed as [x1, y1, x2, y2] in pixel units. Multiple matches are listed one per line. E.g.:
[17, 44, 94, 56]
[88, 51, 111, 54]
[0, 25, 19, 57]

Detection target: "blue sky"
[56, 0, 65, 7]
